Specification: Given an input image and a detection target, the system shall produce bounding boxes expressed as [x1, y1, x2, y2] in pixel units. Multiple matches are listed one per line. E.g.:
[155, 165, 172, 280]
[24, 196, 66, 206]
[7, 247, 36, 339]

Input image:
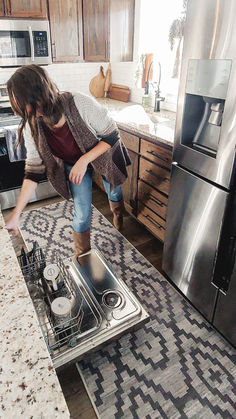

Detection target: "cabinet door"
[138, 180, 168, 221]
[0, 0, 5, 16]
[110, 0, 134, 62]
[49, 0, 83, 62]
[122, 150, 138, 216]
[83, 0, 109, 62]
[140, 139, 172, 170]
[8, 0, 47, 18]
[137, 205, 166, 242]
[119, 129, 139, 153]
[139, 157, 170, 196]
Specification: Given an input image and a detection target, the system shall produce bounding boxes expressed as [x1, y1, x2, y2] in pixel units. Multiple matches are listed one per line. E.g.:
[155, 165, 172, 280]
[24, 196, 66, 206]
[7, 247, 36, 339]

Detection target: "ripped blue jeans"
[65, 163, 123, 233]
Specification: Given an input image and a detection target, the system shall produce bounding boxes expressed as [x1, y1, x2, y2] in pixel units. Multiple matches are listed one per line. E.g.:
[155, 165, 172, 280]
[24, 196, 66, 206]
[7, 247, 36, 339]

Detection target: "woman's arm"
[5, 179, 38, 236]
[69, 141, 111, 185]
[73, 93, 120, 146]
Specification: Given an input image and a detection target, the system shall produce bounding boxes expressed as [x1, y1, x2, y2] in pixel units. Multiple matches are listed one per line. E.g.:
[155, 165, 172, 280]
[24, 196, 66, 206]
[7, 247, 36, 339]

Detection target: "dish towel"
[5, 126, 26, 162]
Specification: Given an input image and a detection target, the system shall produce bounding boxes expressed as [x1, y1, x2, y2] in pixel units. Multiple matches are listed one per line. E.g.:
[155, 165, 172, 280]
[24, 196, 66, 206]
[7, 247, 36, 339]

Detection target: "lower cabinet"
[121, 150, 139, 216]
[93, 127, 173, 243]
[137, 205, 166, 242]
[138, 180, 168, 221]
[137, 139, 172, 242]
[139, 157, 170, 196]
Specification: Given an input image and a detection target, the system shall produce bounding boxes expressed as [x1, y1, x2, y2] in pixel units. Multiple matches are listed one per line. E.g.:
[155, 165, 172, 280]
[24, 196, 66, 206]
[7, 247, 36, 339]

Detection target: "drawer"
[140, 139, 172, 169]
[138, 180, 168, 220]
[139, 157, 170, 196]
[137, 205, 165, 242]
[119, 129, 139, 153]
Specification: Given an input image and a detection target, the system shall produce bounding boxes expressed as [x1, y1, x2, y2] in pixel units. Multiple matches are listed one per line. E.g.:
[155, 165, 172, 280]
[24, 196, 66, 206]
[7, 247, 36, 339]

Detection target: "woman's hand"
[5, 212, 20, 236]
[69, 156, 88, 185]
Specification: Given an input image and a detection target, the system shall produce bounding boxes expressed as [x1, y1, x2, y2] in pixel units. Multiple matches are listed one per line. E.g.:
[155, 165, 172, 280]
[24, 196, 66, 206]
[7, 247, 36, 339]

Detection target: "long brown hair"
[7, 64, 64, 142]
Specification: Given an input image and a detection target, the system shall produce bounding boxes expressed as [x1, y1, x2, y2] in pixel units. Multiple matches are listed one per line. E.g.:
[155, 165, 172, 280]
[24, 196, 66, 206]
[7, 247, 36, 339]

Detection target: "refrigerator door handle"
[212, 236, 236, 293]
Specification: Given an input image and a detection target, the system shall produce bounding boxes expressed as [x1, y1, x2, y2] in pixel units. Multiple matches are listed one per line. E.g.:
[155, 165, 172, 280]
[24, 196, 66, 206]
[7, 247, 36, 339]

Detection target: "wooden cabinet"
[83, 0, 109, 62]
[94, 126, 173, 242]
[140, 139, 172, 170]
[49, 0, 83, 62]
[1, 0, 47, 18]
[82, 0, 134, 62]
[138, 181, 168, 221]
[119, 130, 139, 153]
[119, 129, 139, 215]
[121, 150, 139, 216]
[0, 1, 5, 16]
[137, 139, 172, 242]
[137, 205, 166, 242]
[139, 157, 170, 196]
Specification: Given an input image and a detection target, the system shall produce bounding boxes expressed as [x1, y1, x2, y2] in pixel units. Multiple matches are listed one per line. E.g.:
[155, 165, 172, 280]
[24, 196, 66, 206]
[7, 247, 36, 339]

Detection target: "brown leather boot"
[109, 200, 125, 231]
[73, 229, 91, 256]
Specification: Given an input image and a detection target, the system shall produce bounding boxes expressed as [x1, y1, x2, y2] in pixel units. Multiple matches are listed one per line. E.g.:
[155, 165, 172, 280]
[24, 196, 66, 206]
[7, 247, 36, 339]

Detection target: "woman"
[5, 65, 130, 256]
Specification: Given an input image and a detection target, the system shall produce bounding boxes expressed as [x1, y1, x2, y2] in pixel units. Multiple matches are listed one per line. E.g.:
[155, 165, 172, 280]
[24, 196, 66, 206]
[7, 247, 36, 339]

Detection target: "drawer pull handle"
[146, 169, 168, 182]
[144, 214, 164, 230]
[149, 194, 164, 207]
[147, 150, 169, 162]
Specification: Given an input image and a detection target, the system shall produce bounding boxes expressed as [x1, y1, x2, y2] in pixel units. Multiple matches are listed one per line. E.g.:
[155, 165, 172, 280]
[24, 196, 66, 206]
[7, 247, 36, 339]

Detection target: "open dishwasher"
[18, 244, 149, 369]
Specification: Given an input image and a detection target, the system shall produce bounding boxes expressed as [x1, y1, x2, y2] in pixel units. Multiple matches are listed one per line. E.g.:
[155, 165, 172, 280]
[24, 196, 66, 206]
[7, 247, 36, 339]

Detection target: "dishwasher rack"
[18, 246, 101, 358]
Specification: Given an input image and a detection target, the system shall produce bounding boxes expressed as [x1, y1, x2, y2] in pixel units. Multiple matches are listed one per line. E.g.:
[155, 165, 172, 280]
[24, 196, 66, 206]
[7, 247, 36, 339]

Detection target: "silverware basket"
[18, 245, 84, 355]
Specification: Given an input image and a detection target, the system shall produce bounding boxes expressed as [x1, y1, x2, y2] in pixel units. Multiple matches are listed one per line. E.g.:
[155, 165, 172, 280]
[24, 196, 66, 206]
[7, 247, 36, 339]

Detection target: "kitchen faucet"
[144, 61, 153, 95]
[152, 62, 165, 112]
[144, 60, 165, 111]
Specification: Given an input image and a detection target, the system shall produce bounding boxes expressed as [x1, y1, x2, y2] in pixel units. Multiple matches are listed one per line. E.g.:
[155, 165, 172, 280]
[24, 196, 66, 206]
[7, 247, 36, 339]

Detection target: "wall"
[0, 61, 137, 97]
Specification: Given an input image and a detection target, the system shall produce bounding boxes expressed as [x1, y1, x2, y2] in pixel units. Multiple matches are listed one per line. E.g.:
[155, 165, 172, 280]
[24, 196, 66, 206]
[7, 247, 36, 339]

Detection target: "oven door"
[0, 19, 51, 67]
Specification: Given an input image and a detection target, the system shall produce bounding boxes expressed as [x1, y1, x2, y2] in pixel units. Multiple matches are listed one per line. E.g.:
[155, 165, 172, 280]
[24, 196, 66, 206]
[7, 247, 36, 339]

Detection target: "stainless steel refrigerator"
[162, 0, 236, 347]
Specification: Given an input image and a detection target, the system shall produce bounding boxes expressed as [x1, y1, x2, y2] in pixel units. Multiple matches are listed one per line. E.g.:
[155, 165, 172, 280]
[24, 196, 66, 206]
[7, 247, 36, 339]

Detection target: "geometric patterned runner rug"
[20, 200, 236, 419]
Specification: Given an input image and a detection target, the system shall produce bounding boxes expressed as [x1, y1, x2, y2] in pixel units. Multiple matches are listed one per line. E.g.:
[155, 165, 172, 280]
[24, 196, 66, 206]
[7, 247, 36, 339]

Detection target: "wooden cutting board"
[89, 66, 105, 98]
[104, 63, 111, 97]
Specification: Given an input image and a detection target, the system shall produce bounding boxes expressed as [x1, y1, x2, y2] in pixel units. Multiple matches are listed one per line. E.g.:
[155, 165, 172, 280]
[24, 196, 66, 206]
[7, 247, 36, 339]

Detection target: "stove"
[0, 101, 58, 209]
[19, 246, 149, 370]
[0, 112, 21, 129]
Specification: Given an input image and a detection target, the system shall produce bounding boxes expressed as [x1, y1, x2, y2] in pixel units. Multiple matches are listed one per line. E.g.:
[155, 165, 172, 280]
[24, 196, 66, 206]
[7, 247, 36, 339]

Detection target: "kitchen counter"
[0, 212, 70, 418]
[98, 98, 176, 147]
[0, 99, 176, 147]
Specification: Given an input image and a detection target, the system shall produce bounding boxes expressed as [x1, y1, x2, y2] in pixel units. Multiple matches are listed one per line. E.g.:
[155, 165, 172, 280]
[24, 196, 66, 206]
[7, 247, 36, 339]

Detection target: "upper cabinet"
[0, 1, 5, 16]
[83, 0, 109, 62]
[0, 0, 135, 63]
[82, 0, 135, 63]
[0, 0, 47, 18]
[49, 0, 83, 62]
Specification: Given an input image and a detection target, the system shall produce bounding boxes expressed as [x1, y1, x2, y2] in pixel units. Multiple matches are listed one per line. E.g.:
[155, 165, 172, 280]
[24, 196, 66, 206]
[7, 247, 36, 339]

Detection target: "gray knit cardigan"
[24, 92, 131, 199]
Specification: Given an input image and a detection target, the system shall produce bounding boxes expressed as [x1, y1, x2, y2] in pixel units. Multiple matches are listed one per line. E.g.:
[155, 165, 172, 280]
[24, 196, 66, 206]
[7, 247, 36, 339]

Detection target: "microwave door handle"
[28, 26, 35, 62]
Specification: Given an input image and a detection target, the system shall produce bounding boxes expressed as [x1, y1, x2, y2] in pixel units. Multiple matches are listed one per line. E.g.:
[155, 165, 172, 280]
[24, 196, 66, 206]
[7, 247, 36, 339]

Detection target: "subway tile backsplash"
[0, 61, 176, 111]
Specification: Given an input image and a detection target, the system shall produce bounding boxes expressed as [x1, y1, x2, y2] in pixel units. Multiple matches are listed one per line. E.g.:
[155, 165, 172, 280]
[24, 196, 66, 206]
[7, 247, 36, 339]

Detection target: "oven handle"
[28, 26, 35, 62]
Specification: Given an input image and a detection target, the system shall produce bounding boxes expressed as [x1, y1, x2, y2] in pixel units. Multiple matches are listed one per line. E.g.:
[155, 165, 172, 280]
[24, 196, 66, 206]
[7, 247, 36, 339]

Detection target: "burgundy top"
[42, 121, 83, 165]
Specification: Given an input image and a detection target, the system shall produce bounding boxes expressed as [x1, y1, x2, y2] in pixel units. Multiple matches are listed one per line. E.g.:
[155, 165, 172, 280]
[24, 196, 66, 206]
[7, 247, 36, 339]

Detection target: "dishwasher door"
[162, 164, 228, 320]
[19, 247, 149, 370]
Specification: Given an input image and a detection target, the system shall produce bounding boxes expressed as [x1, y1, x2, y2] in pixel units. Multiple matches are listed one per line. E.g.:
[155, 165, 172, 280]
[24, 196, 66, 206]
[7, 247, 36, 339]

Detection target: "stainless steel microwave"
[0, 19, 52, 67]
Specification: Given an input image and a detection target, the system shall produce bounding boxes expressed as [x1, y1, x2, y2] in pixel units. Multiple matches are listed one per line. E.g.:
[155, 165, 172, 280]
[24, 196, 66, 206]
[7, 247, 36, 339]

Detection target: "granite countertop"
[0, 212, 70, 418]
[97, 98, 176, 147]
